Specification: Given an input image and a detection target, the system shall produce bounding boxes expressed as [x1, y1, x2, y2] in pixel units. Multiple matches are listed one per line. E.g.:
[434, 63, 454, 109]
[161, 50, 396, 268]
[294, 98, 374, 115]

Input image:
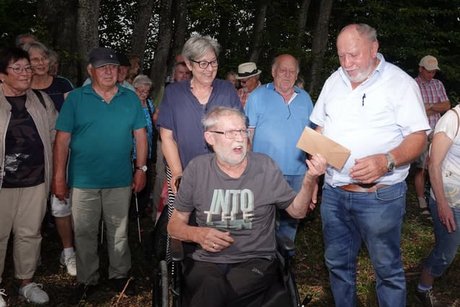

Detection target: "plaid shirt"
[238, 82, 261, 107]
[415, 76, 449, 129]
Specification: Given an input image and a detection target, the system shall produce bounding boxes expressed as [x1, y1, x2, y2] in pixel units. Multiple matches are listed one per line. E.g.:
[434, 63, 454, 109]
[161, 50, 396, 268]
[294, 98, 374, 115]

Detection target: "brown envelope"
[296, 127, 351, 170]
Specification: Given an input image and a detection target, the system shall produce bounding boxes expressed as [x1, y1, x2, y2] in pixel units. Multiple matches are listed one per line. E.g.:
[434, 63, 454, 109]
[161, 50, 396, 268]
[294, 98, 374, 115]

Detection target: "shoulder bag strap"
[32, 89, 46, 109]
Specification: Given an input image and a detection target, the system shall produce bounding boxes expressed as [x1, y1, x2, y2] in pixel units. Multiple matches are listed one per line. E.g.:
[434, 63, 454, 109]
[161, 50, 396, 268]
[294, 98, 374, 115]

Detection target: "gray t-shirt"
[174, 152, 297, 263]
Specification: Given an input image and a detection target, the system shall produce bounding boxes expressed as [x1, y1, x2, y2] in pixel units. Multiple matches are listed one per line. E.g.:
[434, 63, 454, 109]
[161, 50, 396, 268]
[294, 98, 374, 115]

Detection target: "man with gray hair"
[168, 106, 326, 306]
[413, 55, 450, 215]
[310, 23, 430, 307]
[235, 62, 261, 107]
[53, 47, 148, 303]
[245, 54, 314, 243]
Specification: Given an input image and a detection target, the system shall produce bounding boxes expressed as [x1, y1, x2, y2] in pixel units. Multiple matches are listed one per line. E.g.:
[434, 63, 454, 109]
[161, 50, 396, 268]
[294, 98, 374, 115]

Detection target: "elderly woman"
[132, 74, 155, 213]
[0, 47, 57, 305]
[24, 42, 73, 111]
[24, 41, 77, 278]
[416, 105, 460, 306]
[156, 34, 241, 225]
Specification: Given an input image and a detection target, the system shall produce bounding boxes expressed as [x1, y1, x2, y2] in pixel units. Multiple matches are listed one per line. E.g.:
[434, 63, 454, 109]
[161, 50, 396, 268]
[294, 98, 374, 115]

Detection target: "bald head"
[338, 24, 377, 43]
[336, 23, 379, 87]
[271, 54, 299, 95]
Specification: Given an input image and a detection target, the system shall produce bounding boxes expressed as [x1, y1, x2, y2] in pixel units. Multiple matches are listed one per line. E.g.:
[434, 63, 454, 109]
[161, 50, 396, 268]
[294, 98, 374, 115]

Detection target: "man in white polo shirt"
[310, 23, 430, 307]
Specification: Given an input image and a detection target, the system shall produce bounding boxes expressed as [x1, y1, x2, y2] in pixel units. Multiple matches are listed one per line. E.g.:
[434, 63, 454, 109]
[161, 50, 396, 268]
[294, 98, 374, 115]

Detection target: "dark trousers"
[183, 257, 278, 307]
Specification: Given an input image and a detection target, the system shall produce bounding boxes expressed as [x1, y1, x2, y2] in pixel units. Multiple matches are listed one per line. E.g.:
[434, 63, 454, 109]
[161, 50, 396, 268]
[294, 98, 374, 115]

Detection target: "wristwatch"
[135, 165, 148, 173]
[385, 153, 396, 173]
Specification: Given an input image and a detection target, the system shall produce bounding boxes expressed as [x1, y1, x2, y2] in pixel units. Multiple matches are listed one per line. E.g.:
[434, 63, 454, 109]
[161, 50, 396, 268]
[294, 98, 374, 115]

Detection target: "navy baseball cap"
[88, 47, 119, 68]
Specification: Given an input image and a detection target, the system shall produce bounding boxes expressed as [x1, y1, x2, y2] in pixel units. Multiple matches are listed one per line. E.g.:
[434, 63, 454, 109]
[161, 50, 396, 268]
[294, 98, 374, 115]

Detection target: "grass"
[295, 176, 460, 306]
[2, 173, 460, 306]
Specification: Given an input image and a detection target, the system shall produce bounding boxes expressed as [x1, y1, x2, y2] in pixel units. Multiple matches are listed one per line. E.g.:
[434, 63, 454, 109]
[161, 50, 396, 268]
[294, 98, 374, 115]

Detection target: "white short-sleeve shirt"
[310, 53, 430, 186]
[430, 105, 460, 207]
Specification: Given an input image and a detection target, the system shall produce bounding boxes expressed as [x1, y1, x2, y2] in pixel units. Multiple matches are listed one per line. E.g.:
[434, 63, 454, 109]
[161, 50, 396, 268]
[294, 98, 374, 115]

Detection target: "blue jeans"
[321, 182, 407, 307]
[423, 196, 460, 277]
[276, 175, 303, 242]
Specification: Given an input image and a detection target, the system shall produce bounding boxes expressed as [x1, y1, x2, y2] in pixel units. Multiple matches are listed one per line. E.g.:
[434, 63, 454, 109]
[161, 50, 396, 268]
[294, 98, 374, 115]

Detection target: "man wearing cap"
[52, 47, 148, 301]
[236, 62, 261, 107]
[82, 51, 135, 92]
[245, 54, 314, 242]
[414, 55, 450, 214]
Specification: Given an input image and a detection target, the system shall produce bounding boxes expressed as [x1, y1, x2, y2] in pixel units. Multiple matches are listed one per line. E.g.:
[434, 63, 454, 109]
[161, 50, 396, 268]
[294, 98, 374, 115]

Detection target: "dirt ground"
[2, 177, 460, 306]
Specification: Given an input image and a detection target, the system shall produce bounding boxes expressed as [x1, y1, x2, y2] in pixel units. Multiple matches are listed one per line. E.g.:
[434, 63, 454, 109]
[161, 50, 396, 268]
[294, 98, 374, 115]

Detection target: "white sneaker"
[0, 288, 7, 307]
[19, 283, 49, 304]
[60, 251, 77, 276]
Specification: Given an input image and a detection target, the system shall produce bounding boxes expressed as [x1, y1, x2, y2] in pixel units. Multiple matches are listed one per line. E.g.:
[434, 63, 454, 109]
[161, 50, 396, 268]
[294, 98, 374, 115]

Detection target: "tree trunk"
[216, 2, 231, 62]
[131, 0, 156, 65]
[308, 0, 333, 95]
[166, 0, 188, 78]
[249, 0, 269, 62]
[296, 0, 311, 49]
[38, 0, 80, 84]
[77, 0, 100, 84]
[172, 0, 188, 57]
[150, 0, 174, 103]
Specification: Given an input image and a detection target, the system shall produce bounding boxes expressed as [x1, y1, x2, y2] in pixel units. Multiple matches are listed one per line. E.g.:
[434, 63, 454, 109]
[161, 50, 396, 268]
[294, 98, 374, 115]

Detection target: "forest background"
[1, 1, 460, 305]
[1, 0, 459, 104]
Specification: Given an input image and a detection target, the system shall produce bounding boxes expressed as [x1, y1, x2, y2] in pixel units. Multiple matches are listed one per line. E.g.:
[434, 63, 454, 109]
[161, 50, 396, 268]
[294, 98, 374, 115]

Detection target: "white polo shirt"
[310, 53, 430, 186]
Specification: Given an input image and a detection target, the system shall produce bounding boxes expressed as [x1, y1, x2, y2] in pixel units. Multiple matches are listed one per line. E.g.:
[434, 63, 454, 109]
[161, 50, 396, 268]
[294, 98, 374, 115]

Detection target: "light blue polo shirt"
[56, 84, 146, 188]
[245, 83, 314, 175]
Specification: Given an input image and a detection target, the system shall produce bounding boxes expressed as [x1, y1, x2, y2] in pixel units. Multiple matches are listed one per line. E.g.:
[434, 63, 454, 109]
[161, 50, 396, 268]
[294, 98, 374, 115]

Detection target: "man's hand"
[196, 227, 234, 253]
[308, 182, 319, 213]
[305, 154, 327, 181]
[349, 154, 388, 183]
[132, 170, 146, 192]
[52, 178, 69, 201]
[305, 154, 326, 212]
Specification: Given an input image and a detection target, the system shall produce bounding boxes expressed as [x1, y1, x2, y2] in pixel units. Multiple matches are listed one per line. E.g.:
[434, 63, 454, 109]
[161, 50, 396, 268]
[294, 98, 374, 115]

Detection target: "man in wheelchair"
[167, 106, 326, 307]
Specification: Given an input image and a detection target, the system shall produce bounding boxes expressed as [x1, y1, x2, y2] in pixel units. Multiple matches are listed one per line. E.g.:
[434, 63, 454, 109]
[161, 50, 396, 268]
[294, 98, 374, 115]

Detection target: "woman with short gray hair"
[132, 74, 155, 215]
[181, 34, 221, 62]
[133, 74, 152, 89]
[156, 33, 242, 235]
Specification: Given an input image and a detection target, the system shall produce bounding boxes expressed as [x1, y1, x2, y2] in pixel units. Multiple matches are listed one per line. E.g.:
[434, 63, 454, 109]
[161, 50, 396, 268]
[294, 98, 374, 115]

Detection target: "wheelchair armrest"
[170, 238, 185, 262]
[275, 234, 295, 253]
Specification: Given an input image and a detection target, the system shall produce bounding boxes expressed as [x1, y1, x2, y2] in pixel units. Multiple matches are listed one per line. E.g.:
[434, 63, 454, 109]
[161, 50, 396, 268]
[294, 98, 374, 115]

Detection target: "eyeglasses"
[30, 56, 49, 64]
[136, 89, 150, 95]
[209, 129, 250, 139]
[8, 66, 33, 74]
[190, 59, 218, 69]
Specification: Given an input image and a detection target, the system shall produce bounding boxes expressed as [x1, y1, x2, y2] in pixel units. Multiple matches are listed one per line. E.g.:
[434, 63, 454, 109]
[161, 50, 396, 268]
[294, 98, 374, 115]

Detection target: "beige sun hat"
[419, 55, 440, 71]
[236, 62, 262, 79]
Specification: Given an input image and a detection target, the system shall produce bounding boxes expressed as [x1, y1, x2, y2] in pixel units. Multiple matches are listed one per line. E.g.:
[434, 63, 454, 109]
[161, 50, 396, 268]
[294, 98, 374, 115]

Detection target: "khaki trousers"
[0, 183, 46, 281]
[71, 187, 132, 285]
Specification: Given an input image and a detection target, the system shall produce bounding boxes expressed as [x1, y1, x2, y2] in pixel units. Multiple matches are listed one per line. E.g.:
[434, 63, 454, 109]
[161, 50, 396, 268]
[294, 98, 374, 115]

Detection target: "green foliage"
[0, 0, 39, 47]
[187, 0, 256, 79]
[329, 0, 460, 99]
[2, 0, 459, 98]
[99, 0, 138, 52]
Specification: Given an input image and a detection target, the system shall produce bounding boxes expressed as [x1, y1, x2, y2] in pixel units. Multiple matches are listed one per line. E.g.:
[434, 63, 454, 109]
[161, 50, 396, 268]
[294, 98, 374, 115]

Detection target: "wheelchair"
[151, 206, 312, 307]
